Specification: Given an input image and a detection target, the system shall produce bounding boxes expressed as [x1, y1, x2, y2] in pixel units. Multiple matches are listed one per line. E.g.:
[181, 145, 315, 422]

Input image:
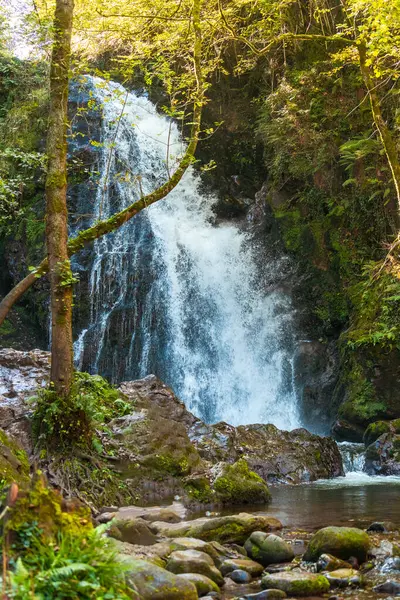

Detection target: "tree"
[46, 0, 75, 396]
[215, 0, 400, 227]
[0, 0, 205, 366]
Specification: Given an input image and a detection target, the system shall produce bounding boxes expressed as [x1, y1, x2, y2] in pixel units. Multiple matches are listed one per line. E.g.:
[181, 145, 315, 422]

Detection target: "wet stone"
[229, 569, 252, 584]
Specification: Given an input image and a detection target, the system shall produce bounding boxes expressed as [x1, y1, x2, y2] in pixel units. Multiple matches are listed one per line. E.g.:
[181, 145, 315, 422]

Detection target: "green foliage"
[7, 525, 131, 599]
[31, 372, 131, 449]
[346, 265, 400, 350]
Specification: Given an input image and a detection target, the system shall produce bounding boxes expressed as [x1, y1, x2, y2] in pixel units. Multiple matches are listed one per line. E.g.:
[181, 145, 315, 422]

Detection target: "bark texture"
[46, 0, 75, 396]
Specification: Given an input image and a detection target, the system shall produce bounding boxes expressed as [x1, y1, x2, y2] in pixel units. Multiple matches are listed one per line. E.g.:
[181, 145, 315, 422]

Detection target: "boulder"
[107, 518, 157, 546]
[325, 568, 362, 587]
[151, 513, 282, 544]
[244, 532, 294, 566]
[363, 420, 395, 446]
[261, 571, 330, 596]
[213, 459, 271, 504]
[220, 558, 264, 577]
[303, 526, 370, 563]
[113, 539, 172, 568]
[229, 569, 252, 584]
[125, 558, 198, 599]
[177, 573, 220, 596]
[166, 549, 224, 586]
[171, 538, 220, 563]
[317, 553, 353, 572]
[365, 432, 400, 475]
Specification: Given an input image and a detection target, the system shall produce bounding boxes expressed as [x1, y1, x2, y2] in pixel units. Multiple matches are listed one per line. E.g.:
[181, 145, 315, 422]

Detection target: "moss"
[6, 473, 92, 551]
[303, 526, 370, 562]
[213, 458, 271, 505]
[363, 420, 391, 446]
[338, 362, 387, 426]
[184, 477, 214, 503]
[0, 429, 30, 487]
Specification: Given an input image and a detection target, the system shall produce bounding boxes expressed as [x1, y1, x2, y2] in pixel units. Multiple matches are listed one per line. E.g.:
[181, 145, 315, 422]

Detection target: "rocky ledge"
[0, 348, 344, 508]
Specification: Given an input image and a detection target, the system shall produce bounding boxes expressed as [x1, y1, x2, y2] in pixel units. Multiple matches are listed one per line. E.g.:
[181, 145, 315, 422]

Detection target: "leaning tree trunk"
[46, 0, 75, 397]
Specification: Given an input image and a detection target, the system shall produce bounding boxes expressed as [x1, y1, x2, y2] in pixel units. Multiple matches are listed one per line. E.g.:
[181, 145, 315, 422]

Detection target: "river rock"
[151, 513, 282, 544]
[107, 518, 157, 545]
[261, 571, 330, 596]
[220, 558, 264, 576]
[244, 532, 294, 566]
[229, 569, 252, 583]
[126, 558, 198, 599]
[166, 549, 224, 585]
[177, 573, 220, 596]
[325, 568, 362, 587]
[317, 553, 353, 572]
[236, 591, 287, 599]
[381, 557, 400, 572]
[303, 526, 370, 562]
[367, 521, 398, 533]
[171, 538, 220, 563]
[372, 580, 400, 594]
[113, 539, 172, 567]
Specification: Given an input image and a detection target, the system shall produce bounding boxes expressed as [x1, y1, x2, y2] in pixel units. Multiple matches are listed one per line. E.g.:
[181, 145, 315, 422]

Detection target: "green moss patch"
[214, 458, 271, 505]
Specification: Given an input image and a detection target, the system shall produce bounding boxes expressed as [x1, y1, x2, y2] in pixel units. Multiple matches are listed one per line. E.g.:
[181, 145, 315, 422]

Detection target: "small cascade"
[339, 442, 366, 474]
[72, 76, 301, 429]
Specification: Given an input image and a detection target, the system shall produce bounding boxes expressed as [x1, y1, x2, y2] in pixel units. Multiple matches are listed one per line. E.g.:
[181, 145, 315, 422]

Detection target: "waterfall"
[72, 76, 300, 429]
[338, 442, 366, 474]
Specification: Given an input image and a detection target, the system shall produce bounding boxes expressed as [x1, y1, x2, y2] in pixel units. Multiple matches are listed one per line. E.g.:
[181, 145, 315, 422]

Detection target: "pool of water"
[251, 473, 400, 531]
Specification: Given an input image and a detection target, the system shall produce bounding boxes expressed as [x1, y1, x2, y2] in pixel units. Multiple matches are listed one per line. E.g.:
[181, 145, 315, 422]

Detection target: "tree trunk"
[358, 42, 400, 230]
[46, 0, 75, 397]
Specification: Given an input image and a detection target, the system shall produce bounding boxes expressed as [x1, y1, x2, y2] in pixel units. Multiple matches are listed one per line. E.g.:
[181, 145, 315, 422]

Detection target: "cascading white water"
[73, 76, 300, 429]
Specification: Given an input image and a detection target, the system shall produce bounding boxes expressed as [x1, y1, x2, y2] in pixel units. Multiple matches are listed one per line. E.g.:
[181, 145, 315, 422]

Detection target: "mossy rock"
[220, 557, 264, 576]
[153, 513, 282, 544]
[244, 532, 294, 566]
[107, 518, 157, 545]
[177, 572, 220, 595]
[364, 419, 400, 446]
[170, 537, 220, 564]
[214, 458, 271, 505]
[166, 549, 224, 586]
[261, 571, 330, 596]
[303, 526, 370, 563]
[0, 428, 30, 487]
[363, 421, 392, 446]
[125, 558, 198, 599]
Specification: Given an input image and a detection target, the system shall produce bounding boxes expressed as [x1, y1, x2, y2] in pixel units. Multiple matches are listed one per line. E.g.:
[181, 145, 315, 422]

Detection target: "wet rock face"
[0, 348, 49, 452]
[365, 431, 400, 475]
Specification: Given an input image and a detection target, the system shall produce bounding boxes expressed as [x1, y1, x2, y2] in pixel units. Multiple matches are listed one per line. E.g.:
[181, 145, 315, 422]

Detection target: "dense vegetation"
[1, 0, 400, 593]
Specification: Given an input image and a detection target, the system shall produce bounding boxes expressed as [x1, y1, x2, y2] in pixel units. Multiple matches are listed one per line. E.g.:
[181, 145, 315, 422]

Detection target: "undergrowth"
[31, 372, 131, 450]
[7, 524, 133, 599]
